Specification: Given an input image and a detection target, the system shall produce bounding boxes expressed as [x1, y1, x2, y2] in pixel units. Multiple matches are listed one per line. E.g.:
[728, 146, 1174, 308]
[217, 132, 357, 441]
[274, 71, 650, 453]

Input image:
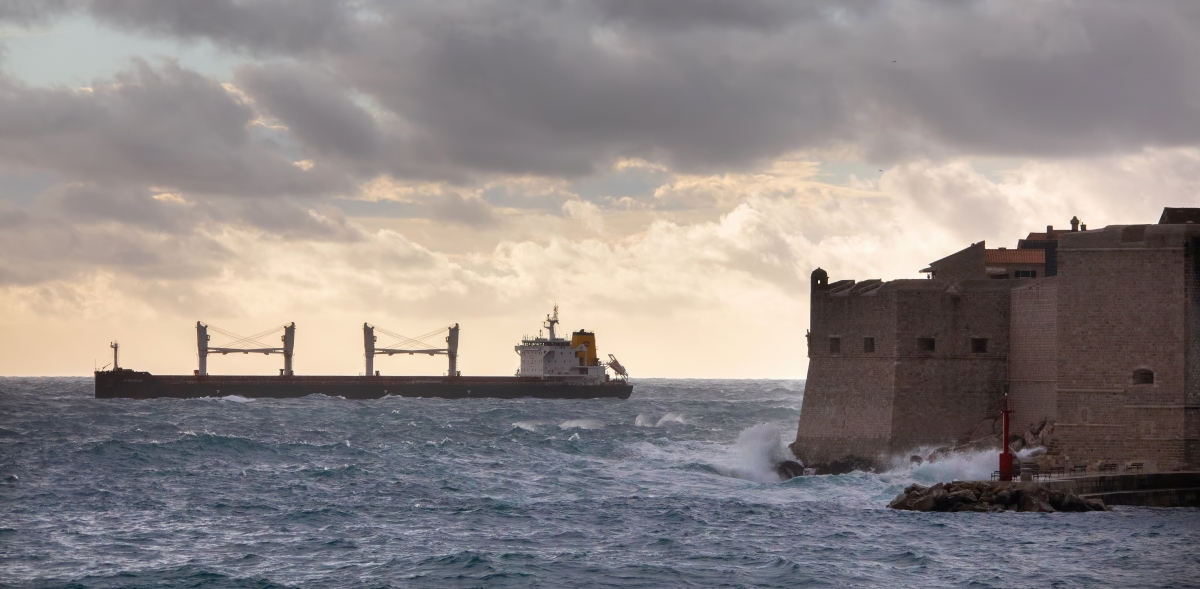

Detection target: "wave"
[631, 423, 793, 484]
[709, 423, 793, 483]
[879, 446, 1042, 484]
[193, 394, 254, 403]
[559, 419, 603, 430]
[634, 412, 690, 427]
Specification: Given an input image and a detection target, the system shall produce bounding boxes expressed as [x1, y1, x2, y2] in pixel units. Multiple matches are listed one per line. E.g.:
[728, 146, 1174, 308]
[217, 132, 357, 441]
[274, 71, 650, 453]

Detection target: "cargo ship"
[95, 307, 632, 400]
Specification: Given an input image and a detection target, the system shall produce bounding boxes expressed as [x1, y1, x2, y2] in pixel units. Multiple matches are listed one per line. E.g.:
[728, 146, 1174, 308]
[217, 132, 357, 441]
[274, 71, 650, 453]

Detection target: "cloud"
[235, 64, 382, 162]
[563, 199, 605, 233]
[88, 0, 355, 55]
[0, 59, 352, 197]
[24, 0, 1196, 180]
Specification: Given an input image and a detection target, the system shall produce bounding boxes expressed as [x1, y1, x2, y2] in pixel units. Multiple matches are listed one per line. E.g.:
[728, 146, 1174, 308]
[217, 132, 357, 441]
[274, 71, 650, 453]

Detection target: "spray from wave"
[634, 412, 689, 427]
[559, 419, 603, 430]
[710, 424, 793, 483]
[881, 445, 1046, 484]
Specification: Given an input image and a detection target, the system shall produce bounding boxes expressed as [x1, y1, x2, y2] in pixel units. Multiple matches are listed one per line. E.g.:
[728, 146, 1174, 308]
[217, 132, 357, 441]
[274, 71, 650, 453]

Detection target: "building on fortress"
[790, 207, 1200, 473]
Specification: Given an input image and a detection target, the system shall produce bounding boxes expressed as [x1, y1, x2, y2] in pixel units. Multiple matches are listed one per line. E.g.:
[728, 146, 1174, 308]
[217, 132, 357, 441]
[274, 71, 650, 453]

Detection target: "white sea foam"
[512, 421, 539, 432]
[559, 419, 602, 430]
[882, 445, 1046, 484]
[655, 413, 689, 426]
[221, 395, 253, 403]
[710, 423, 792, 483]
[634, 412, 689, 427]
[628, 423, 793, 484]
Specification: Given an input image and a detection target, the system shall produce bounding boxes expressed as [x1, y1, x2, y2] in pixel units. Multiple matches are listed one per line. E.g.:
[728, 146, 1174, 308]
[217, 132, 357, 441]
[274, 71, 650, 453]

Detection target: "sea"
[1, 377, 1197, 588]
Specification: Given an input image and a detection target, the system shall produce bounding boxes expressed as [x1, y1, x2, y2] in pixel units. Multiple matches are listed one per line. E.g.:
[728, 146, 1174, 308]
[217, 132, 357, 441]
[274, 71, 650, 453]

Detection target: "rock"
[1010, 438, 1026, 452]
[910, 455, 924, 466]
[945, 489, 978, 507]
[1018, 489, 1055, 512]
[810, 456, 876, 475]
[1034, 418, 1048, 435]
[775, 460, 806, 481]
[1023, 429, 1039, 447]
[1085, 498, 1111, 512]
[1059, 493, 1090, 512]
[910, 489, 944, 512]
[888, 480, 1102, 514]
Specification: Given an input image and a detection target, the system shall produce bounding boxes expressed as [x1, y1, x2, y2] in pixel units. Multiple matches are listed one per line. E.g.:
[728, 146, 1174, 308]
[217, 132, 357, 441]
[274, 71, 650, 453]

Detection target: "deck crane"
[364, 323, 459, 377]
[196, 321, 295, 376]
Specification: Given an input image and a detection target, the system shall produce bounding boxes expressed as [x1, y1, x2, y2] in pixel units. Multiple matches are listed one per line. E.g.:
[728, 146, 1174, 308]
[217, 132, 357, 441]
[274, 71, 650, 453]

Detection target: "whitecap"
[655, 412, 688, 426]
[511, 421, 539, 432]
[559, 419, 602, 430]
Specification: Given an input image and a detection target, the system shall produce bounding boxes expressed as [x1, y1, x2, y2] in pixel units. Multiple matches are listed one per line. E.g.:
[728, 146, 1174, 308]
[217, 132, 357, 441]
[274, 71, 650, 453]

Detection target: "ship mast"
[544, 305, 560, 340]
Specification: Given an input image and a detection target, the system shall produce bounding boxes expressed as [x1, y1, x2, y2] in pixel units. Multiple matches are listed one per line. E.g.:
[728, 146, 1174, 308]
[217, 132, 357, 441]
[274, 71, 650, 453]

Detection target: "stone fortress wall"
[792, 208, 1200, 473]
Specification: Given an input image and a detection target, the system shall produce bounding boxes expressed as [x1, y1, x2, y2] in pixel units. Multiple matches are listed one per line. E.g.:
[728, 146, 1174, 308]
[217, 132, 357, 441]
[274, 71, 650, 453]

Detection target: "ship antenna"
[545, 304, 560, 340]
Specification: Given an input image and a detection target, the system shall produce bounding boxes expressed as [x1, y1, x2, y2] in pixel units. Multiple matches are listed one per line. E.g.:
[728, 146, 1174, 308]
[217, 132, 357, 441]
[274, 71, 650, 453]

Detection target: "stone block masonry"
[792, 209, 1200, 473]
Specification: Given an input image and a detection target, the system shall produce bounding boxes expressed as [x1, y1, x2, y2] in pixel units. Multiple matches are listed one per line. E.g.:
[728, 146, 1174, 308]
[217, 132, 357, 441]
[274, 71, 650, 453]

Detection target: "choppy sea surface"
[1, 378, 1198, 588]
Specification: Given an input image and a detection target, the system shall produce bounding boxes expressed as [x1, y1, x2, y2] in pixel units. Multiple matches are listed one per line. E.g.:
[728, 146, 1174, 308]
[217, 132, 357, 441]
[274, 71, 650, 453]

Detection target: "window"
[829, 337, 841, 354]
[917, 337, 936, 352]
[1132, 369, 1155, 385]
[1014, 270, 1037, 278]
[971, 338, 989, 354]
[863, 337, 875, 353]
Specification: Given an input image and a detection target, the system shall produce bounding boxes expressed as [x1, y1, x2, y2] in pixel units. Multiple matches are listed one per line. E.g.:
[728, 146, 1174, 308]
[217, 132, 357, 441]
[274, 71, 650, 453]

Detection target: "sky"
[1, 0, 1198, 378]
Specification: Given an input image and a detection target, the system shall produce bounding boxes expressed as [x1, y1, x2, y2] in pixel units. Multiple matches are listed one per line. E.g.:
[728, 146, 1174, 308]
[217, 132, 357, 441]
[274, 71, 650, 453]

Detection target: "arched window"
[1132, 369, 1155, 385]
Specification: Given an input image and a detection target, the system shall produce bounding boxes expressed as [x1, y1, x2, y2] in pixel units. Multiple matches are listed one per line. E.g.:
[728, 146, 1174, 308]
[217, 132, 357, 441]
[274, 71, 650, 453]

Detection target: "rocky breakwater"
[889, 481, 1110, 513]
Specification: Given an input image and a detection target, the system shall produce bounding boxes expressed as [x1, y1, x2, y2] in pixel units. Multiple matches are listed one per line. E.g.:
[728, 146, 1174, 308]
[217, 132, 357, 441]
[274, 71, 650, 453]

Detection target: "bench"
[1125, 462, 1143, 473]
[1048, 466, 1065, 478]
[1099, 463, 1118, 473]
[1071, 465, 1087, 475]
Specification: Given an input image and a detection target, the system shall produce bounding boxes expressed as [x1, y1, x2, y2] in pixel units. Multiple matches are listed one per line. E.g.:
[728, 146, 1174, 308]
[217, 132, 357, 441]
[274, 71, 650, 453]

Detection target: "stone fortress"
[791, 207, 1200, 473]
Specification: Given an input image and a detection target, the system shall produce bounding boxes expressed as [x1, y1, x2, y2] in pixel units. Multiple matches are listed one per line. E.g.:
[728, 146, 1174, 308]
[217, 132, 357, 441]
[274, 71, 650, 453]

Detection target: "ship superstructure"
[514, 306, 618, 382]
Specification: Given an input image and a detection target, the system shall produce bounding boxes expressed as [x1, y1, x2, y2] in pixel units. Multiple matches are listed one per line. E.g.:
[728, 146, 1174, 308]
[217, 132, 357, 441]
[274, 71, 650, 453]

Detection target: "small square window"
[863, 337, 875, 353]
[971, 338, 988, 353]
[1014, 270, 1037, 278]
[917, 337, 936, 352]
[829, 337, 841, 354]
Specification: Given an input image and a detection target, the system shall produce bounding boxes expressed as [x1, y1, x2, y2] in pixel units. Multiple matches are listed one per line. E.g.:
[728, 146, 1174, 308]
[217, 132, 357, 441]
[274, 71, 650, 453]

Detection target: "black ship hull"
[95, 370, 633, 400]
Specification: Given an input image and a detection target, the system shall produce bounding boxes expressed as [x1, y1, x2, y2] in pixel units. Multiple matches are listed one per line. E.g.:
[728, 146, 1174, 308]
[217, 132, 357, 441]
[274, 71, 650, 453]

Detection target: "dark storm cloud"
[88, 0, 355, 56]
[70, 0, 1200, 178]
[4, 0, 1200, 191]
[235, 65, 382, 162]
[0, 0, 76, 25]
[0, 59, 350, 197]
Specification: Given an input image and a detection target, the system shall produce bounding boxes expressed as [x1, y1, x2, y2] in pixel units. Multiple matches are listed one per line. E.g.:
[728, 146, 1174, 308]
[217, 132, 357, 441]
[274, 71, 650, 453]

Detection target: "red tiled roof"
[985, 249, 1045, 264]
